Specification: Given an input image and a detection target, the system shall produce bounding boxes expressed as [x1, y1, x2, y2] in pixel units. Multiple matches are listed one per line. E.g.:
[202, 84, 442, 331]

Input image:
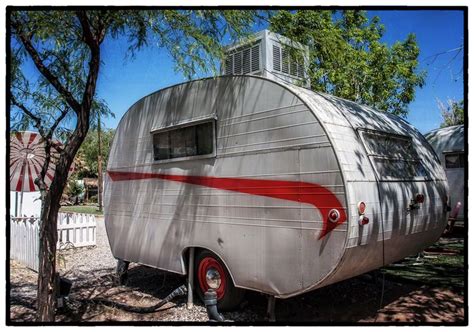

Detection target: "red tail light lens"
[415, 193, 425, 204]
[328, 209, 340, 223]
[359, 216, 369, 225]
[357, 201, 366, 215]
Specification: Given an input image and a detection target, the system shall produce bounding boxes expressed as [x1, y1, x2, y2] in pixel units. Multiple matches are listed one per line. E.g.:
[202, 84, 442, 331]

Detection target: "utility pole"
[97, 112, 103, 212]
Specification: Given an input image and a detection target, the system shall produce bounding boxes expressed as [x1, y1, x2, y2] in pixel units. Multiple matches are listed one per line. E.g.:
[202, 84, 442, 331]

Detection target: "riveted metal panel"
[286, 86, 448, 291]
[106, 75, 448, 298]
[105, 76, 348, 297]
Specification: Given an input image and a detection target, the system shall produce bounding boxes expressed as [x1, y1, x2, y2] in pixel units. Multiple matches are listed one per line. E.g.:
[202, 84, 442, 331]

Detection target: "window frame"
[358, 128, 431, 182]
[444, 151, 464, 169]
[150, 117, 217, 164]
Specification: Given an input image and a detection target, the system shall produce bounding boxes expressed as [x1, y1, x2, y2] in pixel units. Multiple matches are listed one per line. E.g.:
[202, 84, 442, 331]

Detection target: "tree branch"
[76, 11, 99, 50]
[48, 106, 71, 140]
[10, 94, 45, 135]
[75, 10, 102, 119]
[96, 11, 108, 44]
[11, 94, 66, 154]
[11, 19, 82, 113]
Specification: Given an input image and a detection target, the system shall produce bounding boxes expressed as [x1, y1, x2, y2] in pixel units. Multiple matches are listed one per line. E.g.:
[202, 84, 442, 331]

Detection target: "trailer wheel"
[195, 250, 245, 311]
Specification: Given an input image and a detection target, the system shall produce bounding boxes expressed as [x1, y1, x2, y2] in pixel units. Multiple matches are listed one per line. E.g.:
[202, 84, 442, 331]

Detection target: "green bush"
[68, 180, 84, 197]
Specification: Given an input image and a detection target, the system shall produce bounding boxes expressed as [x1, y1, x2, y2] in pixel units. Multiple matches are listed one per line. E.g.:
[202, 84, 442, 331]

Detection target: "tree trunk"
[36, 130, 92, 321]
[36, 185, 61, 321]
[97, 113, 103, 211]
[14, 11, 103, 322]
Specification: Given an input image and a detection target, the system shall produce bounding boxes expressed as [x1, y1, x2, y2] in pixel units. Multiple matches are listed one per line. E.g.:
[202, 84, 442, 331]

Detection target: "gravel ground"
[59, 216, 116, 279]
[9, 217, 465, 323]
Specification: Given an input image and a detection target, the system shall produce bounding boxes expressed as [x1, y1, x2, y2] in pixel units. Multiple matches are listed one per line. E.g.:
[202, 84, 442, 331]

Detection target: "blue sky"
[96, 9, 464, 134]
[16, 9, 466, 135]
[367, 10, 464, 133]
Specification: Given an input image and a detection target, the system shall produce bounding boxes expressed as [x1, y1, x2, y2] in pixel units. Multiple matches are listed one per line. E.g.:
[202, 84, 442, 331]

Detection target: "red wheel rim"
[197, 257, 227, 300]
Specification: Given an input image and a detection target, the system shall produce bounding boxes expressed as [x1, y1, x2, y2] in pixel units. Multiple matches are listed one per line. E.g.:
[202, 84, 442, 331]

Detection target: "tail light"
[359, 216, 369, 226]
[415, 193, 425, 204]
[408, 193, 425, 211]
[328, 209, 340, 223]
[357, 201, 369, 226]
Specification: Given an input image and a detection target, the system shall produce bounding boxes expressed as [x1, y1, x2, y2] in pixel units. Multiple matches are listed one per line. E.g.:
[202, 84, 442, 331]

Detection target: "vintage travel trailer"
[425, 125, 465, 226]
[104, 74, 449, 310]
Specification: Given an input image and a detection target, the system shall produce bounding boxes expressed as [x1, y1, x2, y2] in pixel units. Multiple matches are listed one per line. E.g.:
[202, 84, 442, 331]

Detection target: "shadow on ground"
[61, 265, 464, 323]
[10, 235, 465, 323]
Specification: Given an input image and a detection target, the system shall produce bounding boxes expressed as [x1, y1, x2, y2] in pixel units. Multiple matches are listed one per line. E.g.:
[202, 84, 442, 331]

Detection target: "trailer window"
[445, 152, 464, 168]
[153, 121, 214, 161]
[361, 131, 428, 180]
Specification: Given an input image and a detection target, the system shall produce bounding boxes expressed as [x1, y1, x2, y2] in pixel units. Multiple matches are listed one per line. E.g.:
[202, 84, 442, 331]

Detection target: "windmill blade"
[10, 131, 74, 192]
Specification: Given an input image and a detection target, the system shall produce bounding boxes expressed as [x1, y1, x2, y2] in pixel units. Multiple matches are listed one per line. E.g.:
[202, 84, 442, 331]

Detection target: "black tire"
[194, 249, 245, 311]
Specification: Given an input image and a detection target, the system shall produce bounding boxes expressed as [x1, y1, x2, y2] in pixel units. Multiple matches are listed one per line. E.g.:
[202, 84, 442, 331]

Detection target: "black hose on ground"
[76, 284, 187, 314]
[72, 282, 227, 322]
[203, 289, 225, 322]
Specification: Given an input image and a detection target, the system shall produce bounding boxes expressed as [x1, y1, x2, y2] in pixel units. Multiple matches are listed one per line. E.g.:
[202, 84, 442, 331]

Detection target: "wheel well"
[180, 246, 237, 286]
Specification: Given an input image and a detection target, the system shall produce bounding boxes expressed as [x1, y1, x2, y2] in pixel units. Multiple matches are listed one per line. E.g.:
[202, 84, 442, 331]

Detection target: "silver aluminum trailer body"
[104, 75, 448, 300]
[425, 125, 465, 223]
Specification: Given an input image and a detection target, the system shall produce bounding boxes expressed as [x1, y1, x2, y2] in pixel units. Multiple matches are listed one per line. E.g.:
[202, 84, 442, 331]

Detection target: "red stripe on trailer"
[108, 171, 347, 239]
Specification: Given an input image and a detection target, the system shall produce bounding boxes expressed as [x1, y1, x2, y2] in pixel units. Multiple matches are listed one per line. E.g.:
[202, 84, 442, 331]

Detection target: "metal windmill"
[10, 131, 73, 216]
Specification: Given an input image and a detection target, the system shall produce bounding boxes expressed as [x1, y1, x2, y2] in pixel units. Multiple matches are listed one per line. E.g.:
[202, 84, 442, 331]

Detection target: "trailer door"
[359, 130, 444, 265]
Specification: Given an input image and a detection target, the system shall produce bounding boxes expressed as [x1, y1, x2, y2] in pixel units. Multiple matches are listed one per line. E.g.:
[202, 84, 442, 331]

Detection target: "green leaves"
[10, 10, 259, 136]
[10, 9, 262, 173]
[270, 10, 426, 116]
[74, 128, 115, 178]
[438, 99, 464, 127]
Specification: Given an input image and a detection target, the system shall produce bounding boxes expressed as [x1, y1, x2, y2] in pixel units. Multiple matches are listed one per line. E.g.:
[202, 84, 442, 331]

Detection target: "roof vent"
[224, 43, 261, 76]
[251, 45, 260, 72]
[222, 30, 309, 88]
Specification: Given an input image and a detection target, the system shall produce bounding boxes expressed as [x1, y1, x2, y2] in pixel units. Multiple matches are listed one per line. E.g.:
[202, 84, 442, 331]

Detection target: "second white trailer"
[425, 125, 465, 227]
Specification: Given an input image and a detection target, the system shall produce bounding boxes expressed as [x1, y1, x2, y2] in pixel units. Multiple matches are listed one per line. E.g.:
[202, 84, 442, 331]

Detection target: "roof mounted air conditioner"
[222, 29, 310, 88]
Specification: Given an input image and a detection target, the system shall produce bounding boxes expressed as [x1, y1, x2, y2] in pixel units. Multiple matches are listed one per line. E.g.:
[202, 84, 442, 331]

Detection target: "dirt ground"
[9, 261, 465, 324]
[8, 222, 466, 324]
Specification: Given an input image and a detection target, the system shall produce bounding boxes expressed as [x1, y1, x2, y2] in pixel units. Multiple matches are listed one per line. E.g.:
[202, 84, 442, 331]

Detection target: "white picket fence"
[57, 213, 97, 248]
[10, 217, 40, 271]
[10, 213, 97, 271]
